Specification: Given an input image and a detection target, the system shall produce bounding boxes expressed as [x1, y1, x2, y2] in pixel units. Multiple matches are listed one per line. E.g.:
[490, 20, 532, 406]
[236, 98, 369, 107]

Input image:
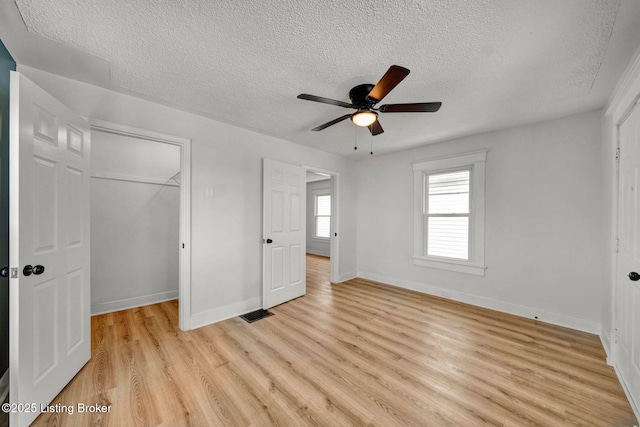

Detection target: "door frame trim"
[612, 102, 640, 420]
[605, 43, 640, 420]
[90, 119, 193, 330]
[302, 165, 339, 283]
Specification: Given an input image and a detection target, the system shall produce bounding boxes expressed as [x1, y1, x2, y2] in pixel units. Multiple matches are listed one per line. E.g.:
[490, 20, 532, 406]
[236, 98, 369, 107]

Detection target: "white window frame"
[413, 150, 487, 276]
[313, 190, 331, 240]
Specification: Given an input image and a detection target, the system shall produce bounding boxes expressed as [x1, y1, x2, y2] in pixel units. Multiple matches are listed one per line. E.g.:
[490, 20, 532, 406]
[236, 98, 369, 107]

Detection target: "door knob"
[266, 239, 273, 244]
[23, 265, 34, 276]
[0, 267, 7, 278]
[23, 265, 45, 277]
[629, 272, 640, 281]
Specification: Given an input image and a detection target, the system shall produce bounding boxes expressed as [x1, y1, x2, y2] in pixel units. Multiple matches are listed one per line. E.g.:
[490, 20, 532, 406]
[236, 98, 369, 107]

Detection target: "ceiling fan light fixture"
[351, 110, 378, 127]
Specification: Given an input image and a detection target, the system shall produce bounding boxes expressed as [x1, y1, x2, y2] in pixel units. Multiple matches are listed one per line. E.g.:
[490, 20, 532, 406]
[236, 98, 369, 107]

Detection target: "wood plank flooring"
[32, 254, 637, 426]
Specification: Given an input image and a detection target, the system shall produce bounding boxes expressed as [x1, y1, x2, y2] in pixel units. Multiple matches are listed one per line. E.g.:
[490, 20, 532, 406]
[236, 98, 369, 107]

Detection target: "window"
[314, 192, 331, 239]
[413, 151, 487, 276]
[426, 169, 470, 260]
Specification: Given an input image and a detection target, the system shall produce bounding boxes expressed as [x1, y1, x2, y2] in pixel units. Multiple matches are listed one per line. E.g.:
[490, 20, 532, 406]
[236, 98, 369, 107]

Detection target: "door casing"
[90, 119, 193, 330]
[605, 57, 640, 420]
[303, 165, 340, 283]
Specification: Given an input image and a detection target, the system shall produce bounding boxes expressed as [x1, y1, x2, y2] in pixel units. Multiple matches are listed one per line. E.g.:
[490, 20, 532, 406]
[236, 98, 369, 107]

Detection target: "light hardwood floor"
[32, 254, 637, 426]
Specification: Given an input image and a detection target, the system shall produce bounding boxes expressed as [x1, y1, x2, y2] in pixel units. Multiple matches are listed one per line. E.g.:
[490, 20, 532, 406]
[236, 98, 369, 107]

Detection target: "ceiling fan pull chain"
[370, 132, 373, 155]
[354, 125, 358, 150]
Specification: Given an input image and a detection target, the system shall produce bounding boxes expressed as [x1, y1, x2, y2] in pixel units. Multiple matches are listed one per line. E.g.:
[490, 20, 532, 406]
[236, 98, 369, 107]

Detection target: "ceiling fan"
[297, 65, 442, 136]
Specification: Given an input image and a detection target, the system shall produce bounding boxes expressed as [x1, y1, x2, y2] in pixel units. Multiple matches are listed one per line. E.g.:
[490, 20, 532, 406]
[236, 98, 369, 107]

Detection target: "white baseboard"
[336, 272, 357, 283]
[0, 368, 8, 402]
[91, 290, 179, 315]
[306, 249, 330, 257]
[189, 297, 262, 330]
[600, 332, 612, 366]
[357, 271, 602, 335]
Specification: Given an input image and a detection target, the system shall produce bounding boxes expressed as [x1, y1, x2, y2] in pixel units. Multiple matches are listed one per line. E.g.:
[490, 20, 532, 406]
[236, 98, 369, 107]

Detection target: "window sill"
[312, 237, 330, 241]
[413, 257, 486, 276]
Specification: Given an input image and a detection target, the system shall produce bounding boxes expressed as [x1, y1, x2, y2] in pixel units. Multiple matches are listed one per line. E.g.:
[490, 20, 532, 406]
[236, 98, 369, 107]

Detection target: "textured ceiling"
[4, 0, 640, 158]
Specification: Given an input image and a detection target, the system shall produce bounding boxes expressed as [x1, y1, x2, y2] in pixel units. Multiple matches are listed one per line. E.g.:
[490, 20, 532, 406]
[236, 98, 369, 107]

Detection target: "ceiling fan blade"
[379, 102, 442, 113]
[297, 94, 354, 109]
[368, 120, 384, 136]
[311, 114, 352, 131]
[366, 65, 410, 103]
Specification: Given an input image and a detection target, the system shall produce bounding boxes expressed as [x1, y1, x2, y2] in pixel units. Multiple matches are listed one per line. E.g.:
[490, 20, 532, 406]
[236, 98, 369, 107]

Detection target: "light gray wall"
[91, 130, 180, 314]
[18, 65, 358, 328]
[356, 110, 604, 333]
[306, 179, 331, 257]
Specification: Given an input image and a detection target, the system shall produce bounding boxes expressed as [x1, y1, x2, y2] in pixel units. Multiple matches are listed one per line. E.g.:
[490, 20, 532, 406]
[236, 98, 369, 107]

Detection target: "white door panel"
[263, 159, 306, 309]
[9, 72, 91, 427]
[617, 101, 640, 415]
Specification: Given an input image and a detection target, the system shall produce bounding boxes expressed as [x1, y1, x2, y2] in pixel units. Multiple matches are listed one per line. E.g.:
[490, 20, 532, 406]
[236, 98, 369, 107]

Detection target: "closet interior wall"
[90, 129, 180, 315]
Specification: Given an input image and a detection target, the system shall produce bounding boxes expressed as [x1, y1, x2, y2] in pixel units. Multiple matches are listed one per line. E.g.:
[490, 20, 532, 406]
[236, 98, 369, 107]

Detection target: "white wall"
[91, 130, 180, 314]
[306, 179, 331, 257]
[356, 110, 604, 333]
[17, 65, 358, 328]
[600, 113, 616, 354]
[92, 130, 181, 179]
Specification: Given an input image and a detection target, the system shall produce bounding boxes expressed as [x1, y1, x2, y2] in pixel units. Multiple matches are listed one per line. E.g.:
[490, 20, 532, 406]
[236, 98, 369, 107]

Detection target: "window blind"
[426, 170, 470, 260]
[315, 194, 331, 238]
[316, 195, 331, 216]
[316, 217, 330, 238]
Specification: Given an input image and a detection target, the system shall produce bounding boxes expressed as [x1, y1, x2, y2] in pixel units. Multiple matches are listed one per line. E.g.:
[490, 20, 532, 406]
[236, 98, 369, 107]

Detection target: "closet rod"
[91, 172, 180, 188]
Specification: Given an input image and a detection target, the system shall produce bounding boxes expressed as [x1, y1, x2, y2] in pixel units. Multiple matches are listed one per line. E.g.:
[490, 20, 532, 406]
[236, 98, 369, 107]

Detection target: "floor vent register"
[240, 309, 274, 323]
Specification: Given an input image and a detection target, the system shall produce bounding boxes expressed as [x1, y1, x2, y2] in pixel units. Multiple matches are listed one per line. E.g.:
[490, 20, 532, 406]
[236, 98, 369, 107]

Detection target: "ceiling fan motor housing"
[349, 84, 376, 108]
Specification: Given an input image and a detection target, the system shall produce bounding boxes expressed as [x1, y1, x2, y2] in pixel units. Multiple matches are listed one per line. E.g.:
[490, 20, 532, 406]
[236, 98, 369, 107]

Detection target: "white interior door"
[9, 72, 91, 427]
[263, 159, 306, 309]
[617, 100, 640, 415]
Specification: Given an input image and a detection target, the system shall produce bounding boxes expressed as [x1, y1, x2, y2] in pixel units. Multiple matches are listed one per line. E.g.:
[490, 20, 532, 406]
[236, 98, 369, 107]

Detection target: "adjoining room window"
[413, 151, 487, 276]
[314, 192, 331, 239]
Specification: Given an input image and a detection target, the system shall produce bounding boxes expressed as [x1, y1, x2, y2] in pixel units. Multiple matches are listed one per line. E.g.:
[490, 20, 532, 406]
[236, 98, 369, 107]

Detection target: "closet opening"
[89, 121, 192, 329]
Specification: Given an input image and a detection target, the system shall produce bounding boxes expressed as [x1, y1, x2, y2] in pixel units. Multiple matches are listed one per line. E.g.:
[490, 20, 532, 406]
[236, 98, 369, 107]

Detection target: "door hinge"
[615, 238, 620, 253]
[615, 148, 620, 163]
[10, 267, 18, 279]
[612, 328, 618, 344]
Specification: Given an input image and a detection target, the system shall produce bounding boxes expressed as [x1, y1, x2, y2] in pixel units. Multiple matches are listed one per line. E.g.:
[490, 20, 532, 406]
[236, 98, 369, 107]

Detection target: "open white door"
[9, 72, 91, 427]
[617, 100, 640, 415]
[263, 159, 306, 309]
